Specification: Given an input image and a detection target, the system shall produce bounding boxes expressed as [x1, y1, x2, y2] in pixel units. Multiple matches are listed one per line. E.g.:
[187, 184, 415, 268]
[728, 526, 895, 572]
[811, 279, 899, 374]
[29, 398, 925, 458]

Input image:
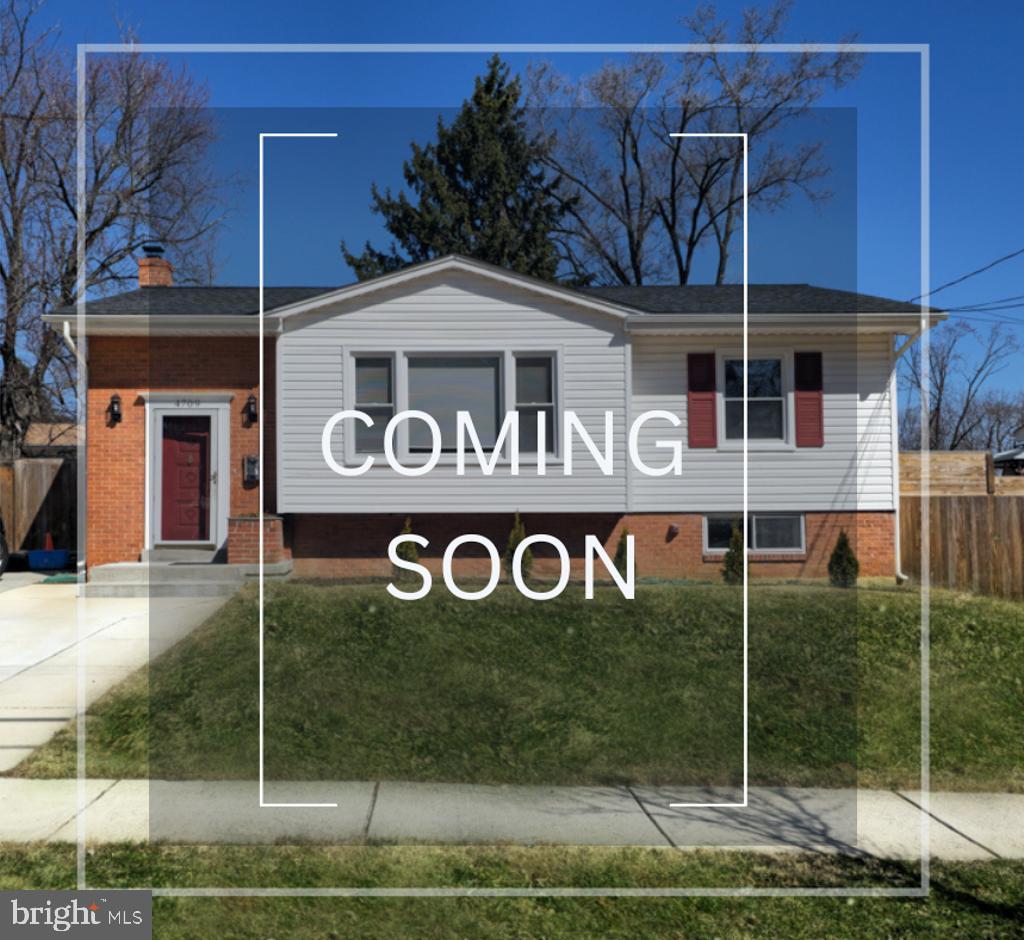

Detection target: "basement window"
[704, 513, 805, 554]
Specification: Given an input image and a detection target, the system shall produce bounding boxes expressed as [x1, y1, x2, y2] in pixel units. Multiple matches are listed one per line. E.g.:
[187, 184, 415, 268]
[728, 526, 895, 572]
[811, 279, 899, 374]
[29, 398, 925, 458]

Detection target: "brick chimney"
[138, 243, 173, 287]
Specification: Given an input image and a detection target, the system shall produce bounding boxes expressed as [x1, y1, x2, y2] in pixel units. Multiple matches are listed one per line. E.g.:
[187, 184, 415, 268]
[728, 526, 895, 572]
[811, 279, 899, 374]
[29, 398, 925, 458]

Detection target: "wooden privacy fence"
[0, 457, 77, 553]
[901, 451, 1024, 496]
[900, 497, 1024, 600]
[899, 452, 1024, 600]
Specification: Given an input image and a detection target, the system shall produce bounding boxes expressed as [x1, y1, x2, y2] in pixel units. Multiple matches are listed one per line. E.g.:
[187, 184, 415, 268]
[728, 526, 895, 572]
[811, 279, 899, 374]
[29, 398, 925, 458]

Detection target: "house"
[47, 249, 943, 585]
[993, 430, 1024, 476]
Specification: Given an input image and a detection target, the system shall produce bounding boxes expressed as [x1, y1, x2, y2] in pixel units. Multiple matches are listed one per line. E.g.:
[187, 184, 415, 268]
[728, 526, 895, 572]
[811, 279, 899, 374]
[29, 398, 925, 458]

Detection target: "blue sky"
[39, 0, 1024, 375]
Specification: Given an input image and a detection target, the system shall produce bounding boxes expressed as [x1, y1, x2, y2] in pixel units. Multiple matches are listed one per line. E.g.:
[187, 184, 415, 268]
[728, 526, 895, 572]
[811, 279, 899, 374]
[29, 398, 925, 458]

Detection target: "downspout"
[890, 331, 919, 584]
[61, 320, 87, 580]
[62, 320, 83, 362]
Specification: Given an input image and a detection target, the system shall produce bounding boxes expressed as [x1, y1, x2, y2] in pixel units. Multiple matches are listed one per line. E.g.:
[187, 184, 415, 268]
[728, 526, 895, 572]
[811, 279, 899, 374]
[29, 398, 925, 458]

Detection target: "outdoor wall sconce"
[243, 454, 260, 486]
[666, 523, 680, 542]
[108, 393, 122, 425]
[245, 394, 258, 424]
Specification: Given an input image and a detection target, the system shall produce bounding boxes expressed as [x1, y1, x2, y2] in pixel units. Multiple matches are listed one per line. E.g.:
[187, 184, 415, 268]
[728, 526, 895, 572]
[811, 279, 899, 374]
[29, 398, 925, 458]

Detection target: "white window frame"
[352, 354, 396, 454]
[405, 351, 505, 455]
[512, 352, 559, 459]
[716, 350, 795, 451]
[703, 512, 806, 555]
[341, 347, 562, 467]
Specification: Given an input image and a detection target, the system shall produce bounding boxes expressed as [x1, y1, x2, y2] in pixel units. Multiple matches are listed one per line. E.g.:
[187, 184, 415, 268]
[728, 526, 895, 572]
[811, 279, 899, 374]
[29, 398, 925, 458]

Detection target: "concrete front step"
[83, 559, 292, 597]
[89, 563, 244, 585]
[83, 580, 241, 598]
[85, 561, 244, 598]
[142, 547, 220, 564]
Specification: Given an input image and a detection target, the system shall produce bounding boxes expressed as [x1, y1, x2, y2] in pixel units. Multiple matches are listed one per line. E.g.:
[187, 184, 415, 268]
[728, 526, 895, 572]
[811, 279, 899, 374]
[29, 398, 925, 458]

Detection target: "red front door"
[161, 415, 211, 542]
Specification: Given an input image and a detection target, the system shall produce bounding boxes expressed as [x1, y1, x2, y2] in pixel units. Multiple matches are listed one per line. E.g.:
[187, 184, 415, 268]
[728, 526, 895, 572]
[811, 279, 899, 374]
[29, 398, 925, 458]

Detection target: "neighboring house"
[993, 431, 1024, 476]
[47, 250, 943, 582]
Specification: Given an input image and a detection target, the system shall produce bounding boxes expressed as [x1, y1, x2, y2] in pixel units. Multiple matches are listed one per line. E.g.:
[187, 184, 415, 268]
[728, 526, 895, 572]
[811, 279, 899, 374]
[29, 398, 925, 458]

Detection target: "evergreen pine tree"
[343, 55, 564, 281]
[721, 525, 744, 585]
[828, 530, 860, 588]
[393, 516, 419, 581]
[614, 528, 631, 579]
[505, 511, 531, 582]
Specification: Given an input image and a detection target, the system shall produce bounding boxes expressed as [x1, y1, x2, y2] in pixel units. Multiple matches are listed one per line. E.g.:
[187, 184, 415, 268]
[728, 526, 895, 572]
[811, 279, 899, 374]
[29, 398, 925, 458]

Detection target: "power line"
[908, 246, 1024, 303]
[949, 311, 1024, 326]
[947, 302, 1024, 315]
[946, 293, 1024, 311]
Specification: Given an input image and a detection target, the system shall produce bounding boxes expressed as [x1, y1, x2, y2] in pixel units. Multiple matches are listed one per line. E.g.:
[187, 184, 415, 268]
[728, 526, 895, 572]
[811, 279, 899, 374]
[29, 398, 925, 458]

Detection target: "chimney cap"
[142, 243, 165, 258]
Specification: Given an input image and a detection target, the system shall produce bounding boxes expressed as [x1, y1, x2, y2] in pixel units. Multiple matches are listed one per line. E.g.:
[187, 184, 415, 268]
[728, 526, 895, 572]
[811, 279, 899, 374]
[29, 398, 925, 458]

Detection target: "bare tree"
[0, 1, 222, 457]
[899, 321, 1022, 451]
[526, 1, 861, 285]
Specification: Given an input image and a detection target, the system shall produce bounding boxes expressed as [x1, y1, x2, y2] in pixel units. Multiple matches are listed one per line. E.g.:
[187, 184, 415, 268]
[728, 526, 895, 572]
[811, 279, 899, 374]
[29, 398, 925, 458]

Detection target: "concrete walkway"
[0, 779, 1019, 859]
[0, 582, 227, 771]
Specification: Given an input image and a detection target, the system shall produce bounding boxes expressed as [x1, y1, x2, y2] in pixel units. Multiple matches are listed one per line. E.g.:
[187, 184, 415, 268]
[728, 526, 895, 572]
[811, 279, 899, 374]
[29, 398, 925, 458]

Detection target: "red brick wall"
[287, 511, 895, 581]
[227, 515, 288, 565]
[86, 336, 276, 569]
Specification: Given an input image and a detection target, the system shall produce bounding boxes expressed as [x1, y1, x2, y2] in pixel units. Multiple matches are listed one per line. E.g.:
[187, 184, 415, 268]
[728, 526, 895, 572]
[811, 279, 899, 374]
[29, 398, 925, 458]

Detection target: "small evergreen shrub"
[721, 526, 744, 585]
[828, 530, 860, 588]
[614, 528, 631, 579]
[393, 517, 419, 581]
[505, 511, 531, 582]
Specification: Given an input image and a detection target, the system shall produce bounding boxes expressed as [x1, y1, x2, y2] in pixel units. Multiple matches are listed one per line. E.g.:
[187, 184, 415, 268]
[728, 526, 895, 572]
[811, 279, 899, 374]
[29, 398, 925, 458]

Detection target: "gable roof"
[52, 285, 331, 317]
[47, 254, 943, 335]
[579, 283, 933, 316]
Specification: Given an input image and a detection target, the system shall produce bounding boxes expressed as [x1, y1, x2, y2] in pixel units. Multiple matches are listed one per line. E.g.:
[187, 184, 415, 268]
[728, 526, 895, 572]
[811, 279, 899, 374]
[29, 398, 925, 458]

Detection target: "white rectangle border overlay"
[73, 41, 931, 899]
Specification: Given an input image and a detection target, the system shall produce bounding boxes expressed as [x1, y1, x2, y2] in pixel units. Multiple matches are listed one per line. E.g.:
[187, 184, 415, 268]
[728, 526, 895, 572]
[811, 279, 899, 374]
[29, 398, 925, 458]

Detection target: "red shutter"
[794, 352, 824, 447]
[687, 352, 717, 448]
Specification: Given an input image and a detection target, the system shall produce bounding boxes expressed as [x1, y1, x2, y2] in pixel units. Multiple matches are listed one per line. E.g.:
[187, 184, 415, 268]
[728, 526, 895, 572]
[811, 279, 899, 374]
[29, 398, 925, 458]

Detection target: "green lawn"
[3, 844, 1023, 938]
[12, 581, 1024, 790]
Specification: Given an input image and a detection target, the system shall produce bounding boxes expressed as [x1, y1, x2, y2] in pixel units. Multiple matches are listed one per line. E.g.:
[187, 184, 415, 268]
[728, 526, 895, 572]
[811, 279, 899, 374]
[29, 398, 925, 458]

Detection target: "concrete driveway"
[0, 580, 227, 772]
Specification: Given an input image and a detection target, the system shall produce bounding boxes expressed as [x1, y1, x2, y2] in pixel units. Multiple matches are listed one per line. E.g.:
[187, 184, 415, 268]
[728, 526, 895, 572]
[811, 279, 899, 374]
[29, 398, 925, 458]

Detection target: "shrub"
[393, 517, 419, 581]
[613, 527, 631, 579]
[505, 511, 531, 581]
[721, 526, 744, 585]
[828, 530, 860, 588]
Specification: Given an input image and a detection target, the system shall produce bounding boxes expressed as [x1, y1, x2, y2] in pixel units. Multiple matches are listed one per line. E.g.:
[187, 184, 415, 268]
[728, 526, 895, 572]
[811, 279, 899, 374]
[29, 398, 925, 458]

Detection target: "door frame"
[143, 392, 233, 551]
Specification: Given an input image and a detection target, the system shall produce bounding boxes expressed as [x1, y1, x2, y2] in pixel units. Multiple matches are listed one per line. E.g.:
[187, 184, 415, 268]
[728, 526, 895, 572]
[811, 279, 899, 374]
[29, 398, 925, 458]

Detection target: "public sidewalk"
[0, 779, 1020, 860]
[0, 582, 226, 771]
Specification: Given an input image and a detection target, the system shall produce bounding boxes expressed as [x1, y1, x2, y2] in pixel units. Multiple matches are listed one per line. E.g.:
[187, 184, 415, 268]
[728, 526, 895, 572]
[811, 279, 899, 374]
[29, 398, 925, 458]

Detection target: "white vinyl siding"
[277, 270, 898, 515]
[630, 333, 896, 512]
[277, 271, 628, 513]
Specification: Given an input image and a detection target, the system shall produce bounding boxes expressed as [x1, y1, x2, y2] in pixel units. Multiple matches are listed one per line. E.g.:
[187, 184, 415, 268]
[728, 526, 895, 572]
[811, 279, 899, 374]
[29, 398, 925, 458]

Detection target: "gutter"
[46, 313, 281, 336]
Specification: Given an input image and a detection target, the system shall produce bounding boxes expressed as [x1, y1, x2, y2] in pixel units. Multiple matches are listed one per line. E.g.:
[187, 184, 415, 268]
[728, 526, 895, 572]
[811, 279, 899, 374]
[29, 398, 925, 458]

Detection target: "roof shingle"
[53, 286, 333, 317]
[54, 279, 936, 318]
[577, 283, 932, 315]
